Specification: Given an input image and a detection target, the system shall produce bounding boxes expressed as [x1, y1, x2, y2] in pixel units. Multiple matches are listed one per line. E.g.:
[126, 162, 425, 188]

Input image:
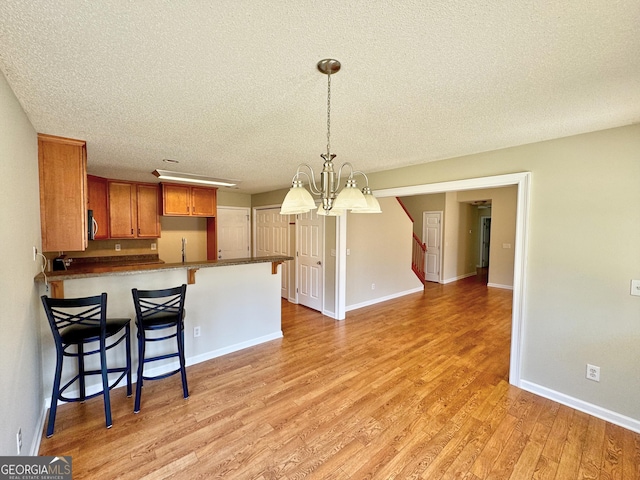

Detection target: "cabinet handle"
[131, 228, 133, 234]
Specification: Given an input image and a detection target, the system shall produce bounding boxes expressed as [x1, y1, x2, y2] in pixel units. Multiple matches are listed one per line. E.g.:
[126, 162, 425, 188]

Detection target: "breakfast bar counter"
[35, 256, 292, 402]
[35, 256, 291, 297]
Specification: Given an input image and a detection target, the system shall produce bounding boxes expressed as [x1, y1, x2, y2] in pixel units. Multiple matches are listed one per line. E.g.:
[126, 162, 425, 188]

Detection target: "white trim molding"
[442, 272, 477, 284]
[521, 380, 640, 434]
[346, 286, 425, 312]
[487, 283, 514, 290]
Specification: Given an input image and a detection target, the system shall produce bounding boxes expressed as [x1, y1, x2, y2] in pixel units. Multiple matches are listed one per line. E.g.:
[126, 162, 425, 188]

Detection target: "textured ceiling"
[1, 1, 639, 194]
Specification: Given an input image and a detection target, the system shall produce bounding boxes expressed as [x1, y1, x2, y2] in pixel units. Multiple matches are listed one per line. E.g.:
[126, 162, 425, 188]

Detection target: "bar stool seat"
[41, 293, 132, 437]
[131, 284, 188, 413]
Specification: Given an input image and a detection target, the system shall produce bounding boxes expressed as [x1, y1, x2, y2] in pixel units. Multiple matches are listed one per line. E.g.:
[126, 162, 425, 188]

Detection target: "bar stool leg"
[125, 324, 133, 397]
[134, 331, 145, 413]
[100, 337, 113, 428]
[78, 344, 86, 401]
[178, 328, 189, 399]
[46, 349, 64, 438]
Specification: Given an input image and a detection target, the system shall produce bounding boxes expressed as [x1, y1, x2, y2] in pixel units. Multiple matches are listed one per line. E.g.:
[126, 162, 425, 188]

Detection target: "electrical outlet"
[371, 283, 376, 290]
[586, 364, 600, 382]
[16, 428, 22, 455]
[151, 243, 157, 251]
[631, 279, 640, 297]
[193, 326, 201, 338]
[115, 244, 121, 251]
[33, 246, 38, 261]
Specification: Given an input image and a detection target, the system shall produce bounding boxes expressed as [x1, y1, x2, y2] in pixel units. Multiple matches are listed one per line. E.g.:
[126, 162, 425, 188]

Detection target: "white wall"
[0, 71, 44, 455]
[346, 197, 423, 308]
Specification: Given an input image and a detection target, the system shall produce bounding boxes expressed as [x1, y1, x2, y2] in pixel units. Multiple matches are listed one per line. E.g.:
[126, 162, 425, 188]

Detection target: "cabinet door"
[136, 184, 160, 238]
[87, 175, 109, 239]
[191, 187, 217, 216]
[38, 134, 87, 252]
[108, 181, 136, 238]
[162, 184, 190, 215]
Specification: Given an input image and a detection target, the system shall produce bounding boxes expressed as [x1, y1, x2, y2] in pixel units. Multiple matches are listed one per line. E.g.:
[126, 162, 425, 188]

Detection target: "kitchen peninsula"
[35, 256, 291, 399]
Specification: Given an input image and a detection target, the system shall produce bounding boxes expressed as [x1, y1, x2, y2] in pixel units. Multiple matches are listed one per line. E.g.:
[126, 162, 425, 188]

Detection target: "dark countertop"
[35, 256, 293, 282]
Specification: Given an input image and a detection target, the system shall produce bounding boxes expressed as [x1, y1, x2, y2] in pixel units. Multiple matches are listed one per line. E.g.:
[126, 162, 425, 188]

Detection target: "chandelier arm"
[351, 170, 371, 186]
[336, 162, 356, 187]
[292, 163, 322, 195]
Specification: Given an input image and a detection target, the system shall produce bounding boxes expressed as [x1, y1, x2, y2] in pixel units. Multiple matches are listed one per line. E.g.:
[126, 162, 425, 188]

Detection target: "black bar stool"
[41, 293, 132, 437]
[131, 284, 188, 413]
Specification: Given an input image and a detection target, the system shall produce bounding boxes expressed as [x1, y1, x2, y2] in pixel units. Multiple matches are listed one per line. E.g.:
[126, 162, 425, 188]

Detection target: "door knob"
[317, 261, 322, 265]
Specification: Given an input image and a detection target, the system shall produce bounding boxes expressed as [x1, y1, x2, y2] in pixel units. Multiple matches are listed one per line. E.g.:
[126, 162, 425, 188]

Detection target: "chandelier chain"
[326, 72, 331, 157]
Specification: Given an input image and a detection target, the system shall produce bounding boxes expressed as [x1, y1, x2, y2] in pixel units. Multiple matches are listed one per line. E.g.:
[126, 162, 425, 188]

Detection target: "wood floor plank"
[554, 410, 590, 479]
[576, 415, 607, 480]
[622, 427, 640, 480]
[601, 422, 625, 480]
[38, 276, 640, 479]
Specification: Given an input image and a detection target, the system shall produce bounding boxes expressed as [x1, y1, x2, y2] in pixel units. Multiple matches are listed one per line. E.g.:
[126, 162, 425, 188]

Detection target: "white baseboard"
[30, 408, 47, 456]
[487, 282, 514, 290]
[442, 272, 476, 284]
[346, 287, 424, 312]
[520, 380, 640, 434]
[186, 331, 283, 366]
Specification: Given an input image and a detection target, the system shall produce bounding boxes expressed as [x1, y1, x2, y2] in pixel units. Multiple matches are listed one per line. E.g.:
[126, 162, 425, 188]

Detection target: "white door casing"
[297, 209, 324, 312]
[217, 207, 250, 259]
[423, 211, 442, 283]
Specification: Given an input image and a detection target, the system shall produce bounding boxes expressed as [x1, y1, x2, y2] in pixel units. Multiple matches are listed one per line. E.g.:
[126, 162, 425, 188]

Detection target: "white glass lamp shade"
[280, 182, 316, 215]
[352, 187, 382, 213]
[333, 179, 368, 211]
[353, 194, 382, 213]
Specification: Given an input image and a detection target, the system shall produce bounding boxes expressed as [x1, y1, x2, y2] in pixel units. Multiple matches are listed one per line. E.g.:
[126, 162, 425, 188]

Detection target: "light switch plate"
[631, 279, 640, 297]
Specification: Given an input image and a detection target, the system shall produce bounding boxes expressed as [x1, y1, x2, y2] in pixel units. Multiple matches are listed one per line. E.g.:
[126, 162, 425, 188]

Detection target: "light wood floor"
[39, 275, 640, 479]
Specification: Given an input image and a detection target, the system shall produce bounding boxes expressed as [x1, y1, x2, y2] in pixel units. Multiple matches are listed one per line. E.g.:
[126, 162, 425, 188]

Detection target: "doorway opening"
[371, 172, 530, 388]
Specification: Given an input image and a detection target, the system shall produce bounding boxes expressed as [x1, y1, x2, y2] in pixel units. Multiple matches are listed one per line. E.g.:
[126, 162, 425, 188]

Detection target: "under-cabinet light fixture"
[152, 169, 239, 187]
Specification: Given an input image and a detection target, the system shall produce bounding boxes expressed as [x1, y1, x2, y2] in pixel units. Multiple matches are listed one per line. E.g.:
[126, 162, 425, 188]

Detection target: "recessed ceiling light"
[162, 158, 180, 164]
[152, 169, 239, 187]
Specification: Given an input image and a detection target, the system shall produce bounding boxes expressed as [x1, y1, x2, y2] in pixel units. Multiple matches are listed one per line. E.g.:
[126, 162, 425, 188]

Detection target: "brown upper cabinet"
[38, 134, 88, 252]
[87, 175, 109, 240]
[108, 181, 160, 238]
[161, 183, 217, 217]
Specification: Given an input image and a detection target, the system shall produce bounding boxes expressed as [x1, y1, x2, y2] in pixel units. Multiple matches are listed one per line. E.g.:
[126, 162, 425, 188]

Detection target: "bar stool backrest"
[132, 285, 186, 323]
[42, 293, 107, 343]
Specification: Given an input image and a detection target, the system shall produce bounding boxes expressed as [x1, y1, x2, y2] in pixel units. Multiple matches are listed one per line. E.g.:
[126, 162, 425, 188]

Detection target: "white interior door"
[255, 207, 291, 299]
[217, 207, 250, 259]
[297, 209, 323, 312]
[423, 211, 442, 283]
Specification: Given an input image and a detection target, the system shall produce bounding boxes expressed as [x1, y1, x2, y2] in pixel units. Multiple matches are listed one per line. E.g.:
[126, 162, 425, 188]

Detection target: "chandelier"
[280, 59, 381, 216]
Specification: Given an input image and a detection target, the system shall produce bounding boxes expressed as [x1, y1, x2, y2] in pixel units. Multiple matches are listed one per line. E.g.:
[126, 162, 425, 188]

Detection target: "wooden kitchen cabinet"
[38, 134, 87, 252]
[136, 184, 161, 237]
[161, 183, 217, 217]
[87, 175, 109, 239]
[108, 181, 160, 238]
